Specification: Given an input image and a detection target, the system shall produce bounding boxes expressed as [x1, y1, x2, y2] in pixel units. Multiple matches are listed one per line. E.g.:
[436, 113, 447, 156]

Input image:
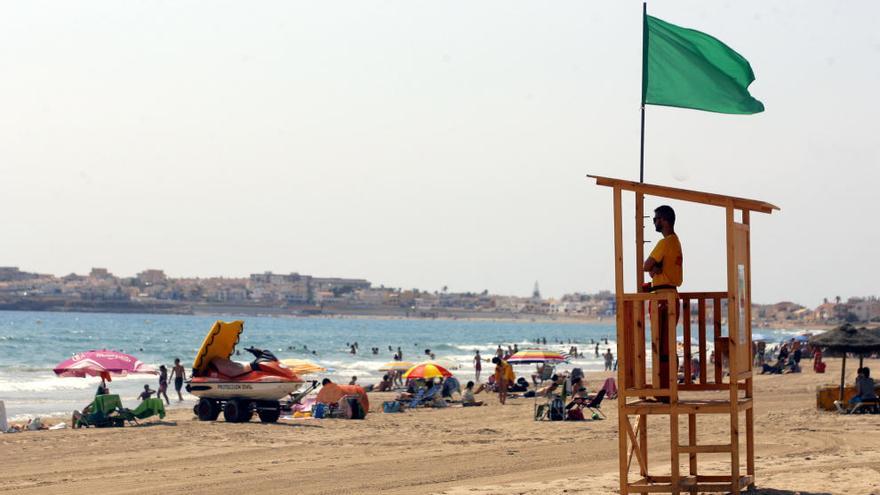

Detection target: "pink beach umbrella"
[53, 350, 158, 379]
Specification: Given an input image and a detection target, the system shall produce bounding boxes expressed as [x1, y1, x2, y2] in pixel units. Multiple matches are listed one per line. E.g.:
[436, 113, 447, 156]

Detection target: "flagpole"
[639, 1, 647, 183]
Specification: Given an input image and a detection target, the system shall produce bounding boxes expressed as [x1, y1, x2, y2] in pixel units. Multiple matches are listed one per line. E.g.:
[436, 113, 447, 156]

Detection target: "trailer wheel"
[224, 399, 253, 423]
[196, 398, 220, 421]
[258, 405, 281, 423]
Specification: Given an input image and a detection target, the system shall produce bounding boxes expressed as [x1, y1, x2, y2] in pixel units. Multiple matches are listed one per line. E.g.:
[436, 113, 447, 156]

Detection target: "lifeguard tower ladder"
[590, 175, 778, 494]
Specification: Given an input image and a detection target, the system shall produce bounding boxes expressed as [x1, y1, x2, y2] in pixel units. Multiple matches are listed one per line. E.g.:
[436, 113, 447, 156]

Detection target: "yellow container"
[816, 384, 856, 411]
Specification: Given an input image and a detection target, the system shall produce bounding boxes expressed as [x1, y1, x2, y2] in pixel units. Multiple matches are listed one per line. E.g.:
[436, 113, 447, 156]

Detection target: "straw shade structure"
[809, 324, 880, 401]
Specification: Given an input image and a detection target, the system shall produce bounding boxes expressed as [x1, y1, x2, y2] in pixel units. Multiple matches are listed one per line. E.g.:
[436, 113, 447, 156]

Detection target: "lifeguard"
[643, 205, 682, 395]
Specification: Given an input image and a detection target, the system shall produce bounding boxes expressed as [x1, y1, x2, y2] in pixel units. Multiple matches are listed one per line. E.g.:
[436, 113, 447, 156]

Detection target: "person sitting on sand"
[441, 376, 461, 399]
[537, 374, 563, 397]
[96, 373, 110, 395]
[316, 378, 370, 413]
[366, 374, 394, 392]
[852, 367, 878, 405]
[760, 357, 786, 375]
[139, 384, 156, 401]
[462, 381, 485, 407]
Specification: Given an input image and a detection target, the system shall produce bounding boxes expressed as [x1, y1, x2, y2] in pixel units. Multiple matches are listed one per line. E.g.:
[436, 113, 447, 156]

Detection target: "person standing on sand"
[157, 365, 170, 405]
[170, 358, 186, 401]
[474, 350, 483, 382]
[643, 205, 683, 397]
[492, 357, 514, 405]
[604, 349, 614, 371]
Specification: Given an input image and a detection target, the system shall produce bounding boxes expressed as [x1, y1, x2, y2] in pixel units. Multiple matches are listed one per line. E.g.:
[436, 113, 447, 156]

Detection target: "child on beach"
[462, 381, 484, 407]
[139, 384, 156, 401]
[157, 365, 170, 405]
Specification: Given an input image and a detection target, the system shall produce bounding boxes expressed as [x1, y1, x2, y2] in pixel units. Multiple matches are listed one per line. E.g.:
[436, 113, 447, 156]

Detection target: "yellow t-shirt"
[649, 234, 683, 287]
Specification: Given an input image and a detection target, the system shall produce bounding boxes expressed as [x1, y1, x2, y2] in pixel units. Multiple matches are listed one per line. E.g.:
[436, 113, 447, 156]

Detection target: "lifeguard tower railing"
[591, 175, 779, 495]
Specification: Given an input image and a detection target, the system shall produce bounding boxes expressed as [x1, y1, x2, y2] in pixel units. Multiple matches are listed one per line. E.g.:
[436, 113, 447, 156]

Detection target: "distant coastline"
[0, 298, 608, 324]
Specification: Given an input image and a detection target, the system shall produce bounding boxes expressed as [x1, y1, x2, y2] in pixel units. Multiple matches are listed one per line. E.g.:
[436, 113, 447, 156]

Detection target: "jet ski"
[188, 321, 304, 423]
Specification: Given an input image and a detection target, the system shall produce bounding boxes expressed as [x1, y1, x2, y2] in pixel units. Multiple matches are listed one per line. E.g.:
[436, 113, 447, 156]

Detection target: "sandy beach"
[2, 358, 879, 495]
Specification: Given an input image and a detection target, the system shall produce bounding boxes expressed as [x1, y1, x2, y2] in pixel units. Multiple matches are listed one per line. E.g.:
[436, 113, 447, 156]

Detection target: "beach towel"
[127, 398, 166, 420]
[293, 398, 316, 413]
[600, 377, 618, 399]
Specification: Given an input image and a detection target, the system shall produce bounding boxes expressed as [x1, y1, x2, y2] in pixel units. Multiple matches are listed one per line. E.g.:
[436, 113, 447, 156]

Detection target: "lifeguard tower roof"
[588, 175, 779, 214]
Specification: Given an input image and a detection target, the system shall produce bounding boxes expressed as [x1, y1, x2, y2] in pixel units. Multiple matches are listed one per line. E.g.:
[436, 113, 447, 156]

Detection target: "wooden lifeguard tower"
[590, 175, 778, 494]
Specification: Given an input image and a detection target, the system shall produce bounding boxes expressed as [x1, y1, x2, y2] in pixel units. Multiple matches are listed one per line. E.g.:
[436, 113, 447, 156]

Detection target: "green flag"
[643, 15, 764, 114]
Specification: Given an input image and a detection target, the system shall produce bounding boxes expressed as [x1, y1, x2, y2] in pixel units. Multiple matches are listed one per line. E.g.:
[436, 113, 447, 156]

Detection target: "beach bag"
[340, 396, 366, 420]
[383, 401, 402, 413]
[313, 403, 326, 419]
[567, 408, 584, 421]
[549, 398, 565, 421]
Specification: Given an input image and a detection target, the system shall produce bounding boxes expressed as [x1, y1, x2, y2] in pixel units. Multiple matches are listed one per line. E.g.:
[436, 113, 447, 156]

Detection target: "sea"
[0, 310, 806, 422]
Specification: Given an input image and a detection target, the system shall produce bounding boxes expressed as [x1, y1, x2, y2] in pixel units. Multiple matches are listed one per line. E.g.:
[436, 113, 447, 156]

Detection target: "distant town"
[0, 266, 877, 326]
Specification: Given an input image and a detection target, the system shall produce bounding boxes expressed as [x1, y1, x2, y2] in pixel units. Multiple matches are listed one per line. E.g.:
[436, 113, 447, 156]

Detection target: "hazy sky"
[2, 1, 878, 307]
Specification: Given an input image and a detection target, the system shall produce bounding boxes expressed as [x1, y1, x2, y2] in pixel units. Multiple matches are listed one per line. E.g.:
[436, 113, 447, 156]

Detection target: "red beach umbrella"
[53, 350, 157, 379]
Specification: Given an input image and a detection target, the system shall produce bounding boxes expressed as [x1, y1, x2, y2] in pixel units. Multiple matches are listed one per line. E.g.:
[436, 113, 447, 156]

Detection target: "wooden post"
[726, 205, 740, 492]
[743, 210, 755, 489]
[713, 299, 722, 384]
[667, 292, 680, 493]
[698, 299, 707, 384]
[613, 187, 629, 495]
[683, 298, 692, 385]
[688, 413, 698, 493]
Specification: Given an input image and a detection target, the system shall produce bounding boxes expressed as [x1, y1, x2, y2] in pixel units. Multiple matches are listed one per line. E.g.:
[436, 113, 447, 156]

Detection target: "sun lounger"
[77, 394, 125, 428]
[120, 398, 166, 424]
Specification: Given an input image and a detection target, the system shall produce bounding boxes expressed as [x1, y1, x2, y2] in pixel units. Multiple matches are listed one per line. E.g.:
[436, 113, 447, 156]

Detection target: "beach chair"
[409, 384, 442, 409]
[77, 394, 125, 428]
[407, 388, 426, 409]
[848, 398, 880, 415]
[584, 389, 607, 419]
[120, 398, 166, 425]
[536, 365, 555, 385]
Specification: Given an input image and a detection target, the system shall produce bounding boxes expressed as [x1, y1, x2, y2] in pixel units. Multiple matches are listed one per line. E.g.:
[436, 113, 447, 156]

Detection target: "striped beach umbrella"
[403, 362, 453, 380]
[506, 349, 568, 365]
[379, 361, 415, 371]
